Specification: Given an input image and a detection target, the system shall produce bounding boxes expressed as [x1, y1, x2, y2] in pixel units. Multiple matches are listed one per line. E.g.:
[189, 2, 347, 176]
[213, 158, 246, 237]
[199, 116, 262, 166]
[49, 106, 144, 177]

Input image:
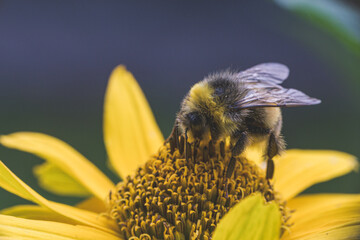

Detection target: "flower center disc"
[108, 137, 286, 240]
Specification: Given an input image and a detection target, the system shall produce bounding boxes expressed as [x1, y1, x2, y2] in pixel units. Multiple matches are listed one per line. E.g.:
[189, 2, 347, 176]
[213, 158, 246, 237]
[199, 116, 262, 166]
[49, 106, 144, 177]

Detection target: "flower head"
[108, 140, 289, 239]
[0, 66, 359, 240]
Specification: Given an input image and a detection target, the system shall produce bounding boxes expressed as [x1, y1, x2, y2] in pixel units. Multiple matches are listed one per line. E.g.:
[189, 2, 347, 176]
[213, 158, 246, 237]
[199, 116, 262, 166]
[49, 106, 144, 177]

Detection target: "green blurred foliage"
[275, 0, 360, 89]
[275, 0, 360, 54]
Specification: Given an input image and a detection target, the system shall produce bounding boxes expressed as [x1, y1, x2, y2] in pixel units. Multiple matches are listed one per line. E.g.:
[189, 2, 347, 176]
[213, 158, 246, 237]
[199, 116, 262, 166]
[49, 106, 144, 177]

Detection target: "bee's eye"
[187, 112, 203, 127]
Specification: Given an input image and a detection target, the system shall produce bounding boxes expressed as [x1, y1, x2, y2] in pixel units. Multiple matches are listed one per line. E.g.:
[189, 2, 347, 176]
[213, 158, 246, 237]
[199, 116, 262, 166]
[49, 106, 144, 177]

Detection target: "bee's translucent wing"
[235, 87, 321, 108]
[237, 63, 290, 88]
[234, 63, 320, 108]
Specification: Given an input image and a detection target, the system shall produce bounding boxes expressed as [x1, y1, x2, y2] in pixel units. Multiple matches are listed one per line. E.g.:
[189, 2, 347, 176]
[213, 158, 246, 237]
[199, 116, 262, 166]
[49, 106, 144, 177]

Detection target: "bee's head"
[177, 81, 213, 140]
[182, 111, 207, 139]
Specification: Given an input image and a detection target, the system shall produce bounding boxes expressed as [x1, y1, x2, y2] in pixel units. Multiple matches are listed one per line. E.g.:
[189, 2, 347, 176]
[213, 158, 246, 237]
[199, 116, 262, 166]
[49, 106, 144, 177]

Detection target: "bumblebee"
[172, 63, 321, 179]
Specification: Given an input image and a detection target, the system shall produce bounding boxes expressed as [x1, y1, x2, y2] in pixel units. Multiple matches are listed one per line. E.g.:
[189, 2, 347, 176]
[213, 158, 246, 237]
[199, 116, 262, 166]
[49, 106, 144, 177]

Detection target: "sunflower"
[0, 66, 359, 240]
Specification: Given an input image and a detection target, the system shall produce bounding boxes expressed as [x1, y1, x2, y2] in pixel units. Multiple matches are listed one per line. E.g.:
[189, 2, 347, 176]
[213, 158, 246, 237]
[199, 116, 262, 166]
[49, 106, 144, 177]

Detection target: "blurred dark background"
[0, 0, 359, 209]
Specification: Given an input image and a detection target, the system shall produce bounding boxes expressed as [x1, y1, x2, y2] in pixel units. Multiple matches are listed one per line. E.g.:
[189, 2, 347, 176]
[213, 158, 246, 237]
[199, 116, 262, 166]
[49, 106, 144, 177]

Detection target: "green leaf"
[275, 0, 360, 56]
[33, 162, 91, 197]
[212, 193, 281, 240]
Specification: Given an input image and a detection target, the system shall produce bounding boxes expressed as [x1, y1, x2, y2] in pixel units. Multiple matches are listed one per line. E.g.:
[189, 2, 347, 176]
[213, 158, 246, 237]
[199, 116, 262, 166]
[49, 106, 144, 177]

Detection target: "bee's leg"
[185, 128, 190, 162]
[166, 123, 178, 142]
[224, 131, 247, 198]
[226, 131, 248, 178]
[167, 124, 181, 154]
[231, 131, 248, 156]
[265, 132, 284, 180]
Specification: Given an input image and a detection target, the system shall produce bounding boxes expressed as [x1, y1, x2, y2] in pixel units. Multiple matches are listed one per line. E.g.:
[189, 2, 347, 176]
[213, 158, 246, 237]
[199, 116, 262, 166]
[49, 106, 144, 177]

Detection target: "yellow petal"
[103, 65, 164, 178]
[282, 194, 360, 240]
[1, 205, 75, 224]
[0, 132, 115, 200]
[34, 162, 90, 197]
[0, 214, 122, 240]
[213, 193, 281, 240]
[0, 161, 118, 234]
[274, 150, 358, 200]
[76, 197, 107, 213]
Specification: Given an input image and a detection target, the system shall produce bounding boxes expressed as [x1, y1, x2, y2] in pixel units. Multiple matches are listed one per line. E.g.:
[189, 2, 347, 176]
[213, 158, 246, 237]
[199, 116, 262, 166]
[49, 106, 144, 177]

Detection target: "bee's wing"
[235, 63, 320, 108]
[237, 63, 290, 87]
[235, 87, 321, 108]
